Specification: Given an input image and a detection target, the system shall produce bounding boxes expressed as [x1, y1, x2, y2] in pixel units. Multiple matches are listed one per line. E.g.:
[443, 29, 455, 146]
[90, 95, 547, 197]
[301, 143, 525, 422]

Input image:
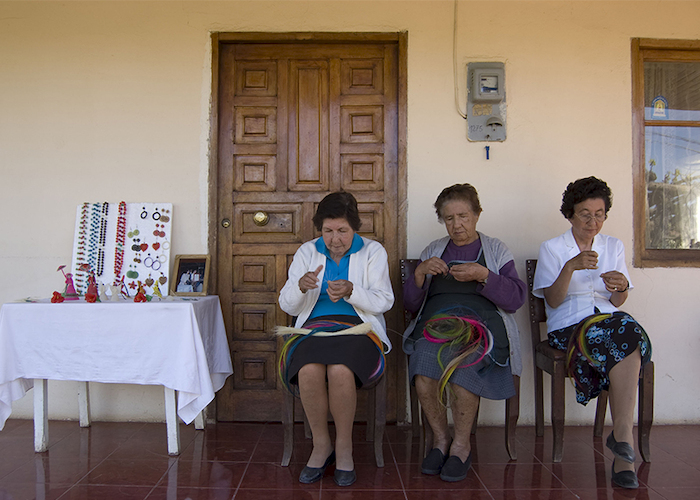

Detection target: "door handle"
[253, 211, 269, 226]
[221, 218, 231, 228]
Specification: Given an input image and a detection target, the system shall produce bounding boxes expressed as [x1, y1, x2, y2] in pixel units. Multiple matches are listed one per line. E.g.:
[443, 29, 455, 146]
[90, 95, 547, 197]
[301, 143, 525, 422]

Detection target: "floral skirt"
[548, 311, 652, 405]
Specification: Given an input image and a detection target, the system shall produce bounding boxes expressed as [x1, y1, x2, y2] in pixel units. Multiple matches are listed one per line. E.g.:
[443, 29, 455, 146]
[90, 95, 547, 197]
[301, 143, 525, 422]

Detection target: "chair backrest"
[526, 259, 547, 347]
[399, 259, 419, 329]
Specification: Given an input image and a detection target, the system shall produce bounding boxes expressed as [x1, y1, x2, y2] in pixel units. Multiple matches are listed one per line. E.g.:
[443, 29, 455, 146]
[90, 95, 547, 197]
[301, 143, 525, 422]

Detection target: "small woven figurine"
[57, 265, 79, 300]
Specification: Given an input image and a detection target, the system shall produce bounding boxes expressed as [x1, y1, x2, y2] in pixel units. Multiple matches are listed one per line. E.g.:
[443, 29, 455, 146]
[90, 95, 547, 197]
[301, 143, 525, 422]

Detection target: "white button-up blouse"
[532, 228, 633, 332]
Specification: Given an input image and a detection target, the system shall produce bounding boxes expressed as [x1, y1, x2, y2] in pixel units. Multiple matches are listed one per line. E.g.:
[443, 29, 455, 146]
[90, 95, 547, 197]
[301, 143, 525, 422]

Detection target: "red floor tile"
[78, 458, 171, 486]
[0, 481, 70, 500]
[396, 462, 485, 491]
[1, 421, 699, 498]
[475, 462, 567, 490]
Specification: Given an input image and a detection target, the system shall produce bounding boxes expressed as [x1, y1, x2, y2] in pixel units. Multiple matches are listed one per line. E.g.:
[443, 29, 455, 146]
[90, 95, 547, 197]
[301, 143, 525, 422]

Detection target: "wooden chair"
[280, 341, 387, 468]
[400, 258, 520, 461]
[525, 259, 654, 463]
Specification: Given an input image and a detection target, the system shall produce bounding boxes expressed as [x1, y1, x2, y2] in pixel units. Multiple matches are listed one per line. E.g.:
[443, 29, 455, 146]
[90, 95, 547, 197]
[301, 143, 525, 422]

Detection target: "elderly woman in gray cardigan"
[403, 183, 526, 482]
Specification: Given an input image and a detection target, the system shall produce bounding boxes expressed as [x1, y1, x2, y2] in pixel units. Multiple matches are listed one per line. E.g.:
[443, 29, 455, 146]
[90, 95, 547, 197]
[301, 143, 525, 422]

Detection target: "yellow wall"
[1, 1, 699, 425]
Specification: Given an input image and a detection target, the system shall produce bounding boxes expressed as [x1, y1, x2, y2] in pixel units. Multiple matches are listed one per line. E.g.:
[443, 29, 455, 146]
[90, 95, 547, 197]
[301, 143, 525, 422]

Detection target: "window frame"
[632, 38, 700, 267]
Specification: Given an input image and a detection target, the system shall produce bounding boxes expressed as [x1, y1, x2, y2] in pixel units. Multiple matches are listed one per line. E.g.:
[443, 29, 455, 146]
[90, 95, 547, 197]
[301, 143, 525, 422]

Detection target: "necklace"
[96, 202, 108, 276]
[114, 201, 127, 285]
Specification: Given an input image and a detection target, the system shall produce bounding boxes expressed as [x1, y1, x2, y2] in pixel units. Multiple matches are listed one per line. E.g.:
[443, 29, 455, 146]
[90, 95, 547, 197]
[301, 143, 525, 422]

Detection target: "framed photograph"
[171, 254, 210, 296]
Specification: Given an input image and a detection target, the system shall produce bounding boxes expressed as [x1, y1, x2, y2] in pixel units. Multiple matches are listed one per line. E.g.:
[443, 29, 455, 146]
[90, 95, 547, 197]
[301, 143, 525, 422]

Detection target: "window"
[632, 39, 700, 267]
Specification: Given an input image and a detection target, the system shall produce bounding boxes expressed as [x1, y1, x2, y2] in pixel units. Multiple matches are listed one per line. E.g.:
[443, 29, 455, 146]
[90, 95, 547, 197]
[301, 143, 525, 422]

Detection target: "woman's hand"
[326, 279, 353, 302]
[566, 250, 599, 271]
[601, 271, 629, 293]
[448, 262, 489, 283]
[544, 251, 598, 309]
[414, 257, 449, 288]
[299, 265, 323, 293]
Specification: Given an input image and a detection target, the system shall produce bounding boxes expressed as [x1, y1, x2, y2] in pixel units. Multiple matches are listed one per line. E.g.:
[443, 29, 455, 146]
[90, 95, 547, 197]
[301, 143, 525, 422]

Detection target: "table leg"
[78, 382, 91, 428]
[164, 388, 180, 455]
[194, 411, 205, 430]
[34, 378, 48, 452]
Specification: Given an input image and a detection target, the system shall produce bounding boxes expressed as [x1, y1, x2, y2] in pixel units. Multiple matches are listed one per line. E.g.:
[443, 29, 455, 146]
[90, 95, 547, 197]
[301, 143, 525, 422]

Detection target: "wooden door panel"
[340, 154, 384, 191]
[341, 105, 384, 144]
[216, 39, 401, 423]
[232, 204, 303, 243]
[232, 351, 277, 390]
[358, 203, 385, 243]
[235, 60, 278, 97]
[234, 107, 277, 144]
[288, 60, 330, 191]
[233, 303, 277, 341]
[232, 255, 277, 292]
[233, 155, 277, 192]
[341, 59, 384, 95]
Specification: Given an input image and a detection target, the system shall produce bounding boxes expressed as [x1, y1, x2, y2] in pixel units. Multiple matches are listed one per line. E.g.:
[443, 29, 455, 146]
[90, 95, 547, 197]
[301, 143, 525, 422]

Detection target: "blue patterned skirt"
[548, 311, 652, 405]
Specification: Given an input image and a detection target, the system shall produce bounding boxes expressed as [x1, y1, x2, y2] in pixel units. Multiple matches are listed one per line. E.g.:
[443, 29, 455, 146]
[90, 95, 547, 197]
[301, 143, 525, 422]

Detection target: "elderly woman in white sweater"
[278, 191, 394, 487]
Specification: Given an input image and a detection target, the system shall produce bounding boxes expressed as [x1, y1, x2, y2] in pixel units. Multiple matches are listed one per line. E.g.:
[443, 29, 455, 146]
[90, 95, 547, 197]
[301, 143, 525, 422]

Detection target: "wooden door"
[214, 36, 403, 422]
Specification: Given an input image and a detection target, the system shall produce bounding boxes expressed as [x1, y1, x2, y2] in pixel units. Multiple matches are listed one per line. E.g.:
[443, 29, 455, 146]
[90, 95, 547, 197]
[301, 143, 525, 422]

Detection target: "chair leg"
[535, 365, 545, 437]
[505, 375, 520, 461]
[371, 376, 386, 467]
[594, 390, 608, 438]
[282, 390, 295, 466]
[551, 362, 566, 463]
[471, 399, 480, 435]
[638, 361, 654, 463]
[367, 385, 376, 443]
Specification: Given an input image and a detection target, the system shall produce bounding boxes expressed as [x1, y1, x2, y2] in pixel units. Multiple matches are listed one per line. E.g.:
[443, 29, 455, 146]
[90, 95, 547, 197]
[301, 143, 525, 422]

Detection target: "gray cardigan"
[402, 232, 523, 376]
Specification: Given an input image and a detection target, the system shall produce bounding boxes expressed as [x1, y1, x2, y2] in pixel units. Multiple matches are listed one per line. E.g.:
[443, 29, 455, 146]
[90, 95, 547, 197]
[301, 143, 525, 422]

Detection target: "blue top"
[309, 233, 365, 319]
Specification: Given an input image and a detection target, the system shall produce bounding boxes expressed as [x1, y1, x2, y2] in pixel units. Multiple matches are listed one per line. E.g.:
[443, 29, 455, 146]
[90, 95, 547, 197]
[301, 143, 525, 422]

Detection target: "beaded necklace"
[96, 202, 108, 277]
[74, 203, 90, 293]
[114, 201, 127, 285]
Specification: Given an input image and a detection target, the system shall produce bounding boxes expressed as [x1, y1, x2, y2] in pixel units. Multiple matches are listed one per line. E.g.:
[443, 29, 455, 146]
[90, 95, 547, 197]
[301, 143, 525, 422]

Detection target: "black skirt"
[286, 315, 383, 389]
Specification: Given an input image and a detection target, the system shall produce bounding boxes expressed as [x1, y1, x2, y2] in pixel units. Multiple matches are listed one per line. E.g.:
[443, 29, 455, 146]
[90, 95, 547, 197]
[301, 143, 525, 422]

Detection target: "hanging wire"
[453, 0, 467, 119]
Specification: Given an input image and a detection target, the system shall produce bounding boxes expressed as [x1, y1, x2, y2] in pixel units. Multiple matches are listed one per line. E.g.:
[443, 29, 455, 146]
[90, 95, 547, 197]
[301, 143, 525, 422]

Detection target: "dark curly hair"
[312, 191, 362, 231]
[434, 183, 482, 221]
[560, 176, 613, 219]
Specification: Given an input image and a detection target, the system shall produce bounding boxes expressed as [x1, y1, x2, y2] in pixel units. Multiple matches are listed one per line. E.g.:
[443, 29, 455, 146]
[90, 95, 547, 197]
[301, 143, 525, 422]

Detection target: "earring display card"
[71, 202, 173, 297]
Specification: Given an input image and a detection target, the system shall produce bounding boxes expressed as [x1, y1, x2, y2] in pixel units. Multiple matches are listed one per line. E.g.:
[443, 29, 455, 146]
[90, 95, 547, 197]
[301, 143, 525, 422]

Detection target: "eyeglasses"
[574, 212, 607, 224]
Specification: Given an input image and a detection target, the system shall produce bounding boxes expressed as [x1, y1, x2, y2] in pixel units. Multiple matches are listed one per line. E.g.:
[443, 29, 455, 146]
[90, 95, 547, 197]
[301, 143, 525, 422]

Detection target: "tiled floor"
[0, 419, 698, 500]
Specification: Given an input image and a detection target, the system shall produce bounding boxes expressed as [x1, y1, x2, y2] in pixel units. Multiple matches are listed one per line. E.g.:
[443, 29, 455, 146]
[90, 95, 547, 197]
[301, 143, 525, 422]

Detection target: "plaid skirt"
[548, 311, 652, 405]
[409, 338, 515, 400]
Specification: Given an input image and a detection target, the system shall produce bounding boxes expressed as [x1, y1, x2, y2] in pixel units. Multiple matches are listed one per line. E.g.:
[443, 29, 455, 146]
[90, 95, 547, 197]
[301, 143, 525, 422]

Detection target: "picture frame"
[170, 254, 210, 296]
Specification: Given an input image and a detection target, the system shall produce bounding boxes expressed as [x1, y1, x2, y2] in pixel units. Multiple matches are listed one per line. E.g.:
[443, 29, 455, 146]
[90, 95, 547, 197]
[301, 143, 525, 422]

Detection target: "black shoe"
[606, 431, 636, 463]
[421, 447, 448, 475]
[611, 460, 639, 489]
[334, 468, 357, 487]
[439, 453, 472, 482]
[299, 451, 335, 484]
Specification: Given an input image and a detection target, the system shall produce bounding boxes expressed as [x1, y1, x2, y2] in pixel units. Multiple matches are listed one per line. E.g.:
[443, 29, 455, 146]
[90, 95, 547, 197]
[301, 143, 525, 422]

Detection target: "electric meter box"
[467, 62, 506, 142]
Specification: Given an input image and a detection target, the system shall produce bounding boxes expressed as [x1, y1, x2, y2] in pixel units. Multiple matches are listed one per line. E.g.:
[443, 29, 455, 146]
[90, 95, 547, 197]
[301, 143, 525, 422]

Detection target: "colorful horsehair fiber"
[422, 310, 493, 406]
[276, 320, 385, 396]
[565, 312, 612, 393]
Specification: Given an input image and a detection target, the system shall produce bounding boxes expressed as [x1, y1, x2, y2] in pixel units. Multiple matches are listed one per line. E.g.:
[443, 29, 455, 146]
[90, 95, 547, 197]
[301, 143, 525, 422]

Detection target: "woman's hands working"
[543, 250, 629, 308]
[414, 257, 488, 288]
[298, 265, 353, 302]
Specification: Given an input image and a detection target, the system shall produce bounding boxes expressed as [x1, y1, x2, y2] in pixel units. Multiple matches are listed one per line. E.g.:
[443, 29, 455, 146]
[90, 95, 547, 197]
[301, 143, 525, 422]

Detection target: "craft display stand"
[71, 202, 173, 298]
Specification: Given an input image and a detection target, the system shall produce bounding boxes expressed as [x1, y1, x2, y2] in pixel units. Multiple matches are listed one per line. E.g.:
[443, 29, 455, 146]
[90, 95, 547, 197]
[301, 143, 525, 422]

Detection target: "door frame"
[207, 31, 409, 423]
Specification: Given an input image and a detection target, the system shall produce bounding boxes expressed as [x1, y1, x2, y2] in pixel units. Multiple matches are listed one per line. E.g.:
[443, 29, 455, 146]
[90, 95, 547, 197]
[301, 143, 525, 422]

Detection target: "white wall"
[1, 1, 699, 426]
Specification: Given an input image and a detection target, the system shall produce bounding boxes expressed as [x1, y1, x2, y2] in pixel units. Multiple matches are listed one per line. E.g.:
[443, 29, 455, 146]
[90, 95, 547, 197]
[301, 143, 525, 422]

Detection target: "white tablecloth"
[0, 296, 233, 430]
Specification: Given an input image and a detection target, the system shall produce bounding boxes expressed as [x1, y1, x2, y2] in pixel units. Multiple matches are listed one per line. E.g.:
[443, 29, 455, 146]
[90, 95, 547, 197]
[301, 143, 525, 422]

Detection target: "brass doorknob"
[253, 211, 269, 226]
[221, 218, 231, 228]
